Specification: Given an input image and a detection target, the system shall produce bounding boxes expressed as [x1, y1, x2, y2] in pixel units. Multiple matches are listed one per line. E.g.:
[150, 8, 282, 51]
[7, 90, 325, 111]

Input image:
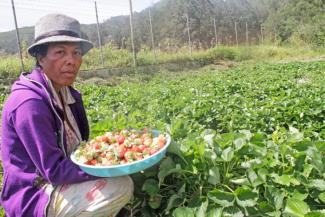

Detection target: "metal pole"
[148, 7, 156, 62]
[11, 0, 24, 72]
[234, 21, 238, 47]
[213, 18, 218, 47]
[186, 13, 192, 56]
[274, 28, 276, 46]
[128, 0, 137, 67]
[260, 24, 263, 44]
[94, 1, 104, 68]
[245, 21, 248, 46]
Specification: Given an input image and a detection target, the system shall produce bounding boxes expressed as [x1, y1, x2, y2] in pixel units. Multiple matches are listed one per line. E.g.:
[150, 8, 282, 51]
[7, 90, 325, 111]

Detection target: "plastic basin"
[70, 130, 171, 177]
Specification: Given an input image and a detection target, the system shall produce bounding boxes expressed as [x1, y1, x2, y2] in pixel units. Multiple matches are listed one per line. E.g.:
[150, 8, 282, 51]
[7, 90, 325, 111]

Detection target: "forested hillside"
[263, 0, 325, 47]
[1, 0, 324, 54]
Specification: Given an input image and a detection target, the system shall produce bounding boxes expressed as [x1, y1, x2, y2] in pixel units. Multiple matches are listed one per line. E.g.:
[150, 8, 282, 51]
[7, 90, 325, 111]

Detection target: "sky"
[0, 0, 159, 32]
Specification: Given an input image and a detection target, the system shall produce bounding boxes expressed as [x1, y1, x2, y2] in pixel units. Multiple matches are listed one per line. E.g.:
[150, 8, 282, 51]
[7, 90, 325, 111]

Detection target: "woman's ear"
[37, 55, 44, 67]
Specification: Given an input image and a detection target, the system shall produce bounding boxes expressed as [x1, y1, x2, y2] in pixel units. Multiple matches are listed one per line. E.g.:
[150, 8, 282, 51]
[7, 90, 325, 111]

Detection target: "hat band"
[34, 30, 80, 43]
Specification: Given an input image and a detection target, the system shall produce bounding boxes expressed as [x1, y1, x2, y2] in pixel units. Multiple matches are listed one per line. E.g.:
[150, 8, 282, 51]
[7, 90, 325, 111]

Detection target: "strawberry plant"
[0, 60, 324, 216]
[78, 61, 325, 216]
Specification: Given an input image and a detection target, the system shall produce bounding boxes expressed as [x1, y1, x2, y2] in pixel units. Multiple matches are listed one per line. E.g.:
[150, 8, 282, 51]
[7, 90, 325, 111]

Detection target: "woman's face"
[38, 42, 82, 91]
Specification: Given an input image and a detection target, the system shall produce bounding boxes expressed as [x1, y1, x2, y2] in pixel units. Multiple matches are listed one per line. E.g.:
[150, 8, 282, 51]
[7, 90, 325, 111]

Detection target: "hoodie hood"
[12, 67, 53, 105]
[12, 68, 83, 109]
[4, 66, 90, 157]
[10, 67, 89, 142]
[10, 68, 67, 157]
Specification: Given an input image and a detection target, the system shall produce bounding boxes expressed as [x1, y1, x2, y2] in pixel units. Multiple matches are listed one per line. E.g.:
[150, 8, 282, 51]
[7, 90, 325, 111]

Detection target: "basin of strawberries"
[71, 128, 171, 177]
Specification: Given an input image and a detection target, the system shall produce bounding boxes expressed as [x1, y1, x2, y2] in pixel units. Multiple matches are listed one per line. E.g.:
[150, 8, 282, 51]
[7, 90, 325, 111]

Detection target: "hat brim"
[28, 35, 94, 57]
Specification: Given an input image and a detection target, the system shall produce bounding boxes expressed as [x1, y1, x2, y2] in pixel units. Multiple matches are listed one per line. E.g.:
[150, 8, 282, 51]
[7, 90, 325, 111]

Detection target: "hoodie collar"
[15, 67, 78, 104]
[23, 67, 49, 88]
[15, 67, 51, 97]
[42, 73, 76, 106]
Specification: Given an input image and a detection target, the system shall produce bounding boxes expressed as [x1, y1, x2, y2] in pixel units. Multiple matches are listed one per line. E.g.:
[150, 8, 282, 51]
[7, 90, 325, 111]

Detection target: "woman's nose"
[66, 53, 77, 64]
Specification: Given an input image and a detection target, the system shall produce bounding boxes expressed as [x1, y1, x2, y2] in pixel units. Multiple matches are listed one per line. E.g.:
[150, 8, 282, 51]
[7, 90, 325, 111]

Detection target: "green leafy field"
[1, 61, 325, 216]
[77, 61, 325, 216]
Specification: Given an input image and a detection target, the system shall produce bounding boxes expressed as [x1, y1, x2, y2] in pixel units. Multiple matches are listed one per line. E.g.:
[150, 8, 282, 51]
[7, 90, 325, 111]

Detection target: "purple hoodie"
[1, 68, 97, 217]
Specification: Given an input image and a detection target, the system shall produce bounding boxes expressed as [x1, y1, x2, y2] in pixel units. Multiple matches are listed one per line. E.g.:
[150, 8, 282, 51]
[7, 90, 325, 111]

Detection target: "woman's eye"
[56, 50, 64, 55]
[75, 50, 82, 56]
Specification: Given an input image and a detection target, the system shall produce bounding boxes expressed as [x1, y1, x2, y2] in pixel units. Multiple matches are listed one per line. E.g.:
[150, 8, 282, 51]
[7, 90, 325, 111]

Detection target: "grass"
[1, 45, 324, 83]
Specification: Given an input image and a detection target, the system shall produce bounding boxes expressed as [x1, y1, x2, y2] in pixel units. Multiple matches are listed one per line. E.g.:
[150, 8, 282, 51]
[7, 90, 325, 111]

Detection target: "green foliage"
[264, 0, 325, 48]
[0, 56, 33, 80]
[208, 47, 237, 60]
[72, 61, 325, 216]
[1, 45, 324, 80]
[1, 60, 325, 216]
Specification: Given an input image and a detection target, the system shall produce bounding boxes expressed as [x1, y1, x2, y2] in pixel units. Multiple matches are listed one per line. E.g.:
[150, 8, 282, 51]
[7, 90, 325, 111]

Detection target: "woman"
[1, 14, 133, 217]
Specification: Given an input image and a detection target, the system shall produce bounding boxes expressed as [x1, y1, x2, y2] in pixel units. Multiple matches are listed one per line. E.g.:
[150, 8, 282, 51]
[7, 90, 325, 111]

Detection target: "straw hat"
[28, 13, 93, 57]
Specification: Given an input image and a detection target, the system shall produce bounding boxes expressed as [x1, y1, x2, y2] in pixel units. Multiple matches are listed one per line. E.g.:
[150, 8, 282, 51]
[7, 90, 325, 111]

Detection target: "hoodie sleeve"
[11, 98, 97, 186]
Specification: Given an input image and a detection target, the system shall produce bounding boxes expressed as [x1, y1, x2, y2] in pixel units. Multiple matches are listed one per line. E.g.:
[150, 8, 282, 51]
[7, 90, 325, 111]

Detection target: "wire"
[1, 0, 156, 17]
[1, 0, 159, 31]
[1, 1, 131, 15]
[20, 6, 95, 17]
[16, 0, 129, 10]
[4, 3, 127, 15]
[0, 2, 129, 23]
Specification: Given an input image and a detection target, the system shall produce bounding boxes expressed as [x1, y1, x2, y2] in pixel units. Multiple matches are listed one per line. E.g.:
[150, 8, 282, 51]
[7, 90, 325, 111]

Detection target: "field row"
[76, 61, 325, 216]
